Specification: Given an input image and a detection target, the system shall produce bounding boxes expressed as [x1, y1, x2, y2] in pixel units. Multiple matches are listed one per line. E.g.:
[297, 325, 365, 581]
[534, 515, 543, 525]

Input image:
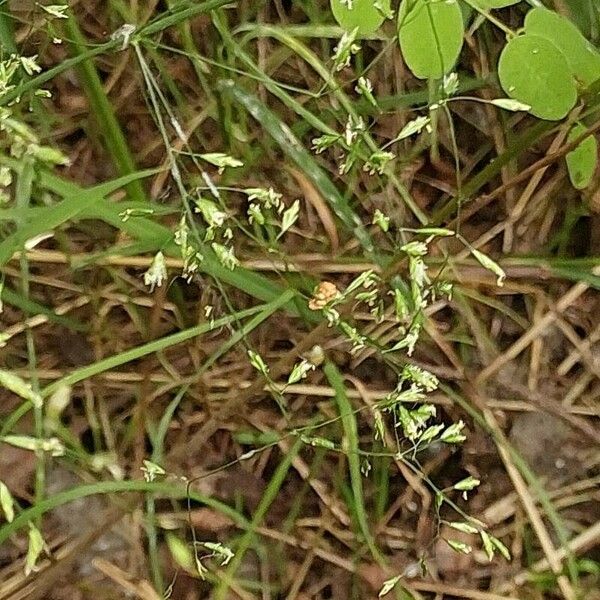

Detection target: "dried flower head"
[308, 281, 340, 310]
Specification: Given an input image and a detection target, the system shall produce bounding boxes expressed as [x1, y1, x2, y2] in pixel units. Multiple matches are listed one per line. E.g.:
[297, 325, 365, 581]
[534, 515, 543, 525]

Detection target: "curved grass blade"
[40, 300, 283, 398]
[324, 360, 383, 563]
[0, 170, 160, 268]
[3, 166, 315, 320]
[0, 480, 250, 545]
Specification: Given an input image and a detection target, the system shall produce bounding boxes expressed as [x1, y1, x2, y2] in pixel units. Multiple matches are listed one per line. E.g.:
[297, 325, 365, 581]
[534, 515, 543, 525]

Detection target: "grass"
[1, 2, 599, 599]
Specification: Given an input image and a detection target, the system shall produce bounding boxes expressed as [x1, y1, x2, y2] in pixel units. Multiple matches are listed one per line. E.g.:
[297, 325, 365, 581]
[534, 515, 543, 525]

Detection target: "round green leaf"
[330, 0, 390, 36]
[471, 0, 521, 7]
[524, 8, 600, 88]
[398, 0, 464, 80]
[566, 123, 598, 189]
[498, 34, 577, 120]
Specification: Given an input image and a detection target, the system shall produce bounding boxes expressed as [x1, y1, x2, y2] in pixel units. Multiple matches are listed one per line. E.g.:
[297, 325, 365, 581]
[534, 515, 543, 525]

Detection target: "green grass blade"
[0, 285, 88, 332]
[62, 14, 146, 203]
[20, 167, 314, 319]
[214, 436, 303, 600]
[213, 19, 339, 136]
[236, 23, 387, 41]
[0, 480, 249, 545]
[323, 360, 382, 563]
[41, 304, 269, 398]
[0, 5, 17, 54]
[0, 171, 157, 268]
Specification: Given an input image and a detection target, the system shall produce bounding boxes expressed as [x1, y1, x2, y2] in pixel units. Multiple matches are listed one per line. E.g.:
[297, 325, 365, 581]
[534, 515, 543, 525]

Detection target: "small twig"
[92, 558, 161, 600]
[476, 266, 600, 384]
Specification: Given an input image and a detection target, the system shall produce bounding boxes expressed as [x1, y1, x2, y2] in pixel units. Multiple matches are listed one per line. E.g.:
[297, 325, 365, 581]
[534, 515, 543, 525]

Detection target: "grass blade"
[0, 480, 249, 545]
[41, 304, 269, 398]
[214, 436, 303, 600]
[324, 360, 382, 563]
[62, 14, 146, 203]
[0, 286, 87, 332]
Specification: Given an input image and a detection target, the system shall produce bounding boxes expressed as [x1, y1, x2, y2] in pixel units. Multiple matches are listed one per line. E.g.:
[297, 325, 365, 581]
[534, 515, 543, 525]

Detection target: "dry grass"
[0, 1, 599, 599]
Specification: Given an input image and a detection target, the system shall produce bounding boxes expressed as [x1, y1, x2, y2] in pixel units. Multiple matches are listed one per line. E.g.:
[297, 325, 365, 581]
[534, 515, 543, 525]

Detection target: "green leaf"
[379, 574, 403, 597]
[0, 370, 43, 408]
[498, 34, 577, 120]
[25, 522, 45, 575]
[0, 482, 14, 523]
[446, 539, 472, 554]
[489, 98, 531, 112]
[524, 8, 600, 88]
[565, 123, 598, 190]
[480, 530, 495, 562]
[471, 0, 521, 7]
[330, 0, 390, 36]
[398, 0, 464, 79]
